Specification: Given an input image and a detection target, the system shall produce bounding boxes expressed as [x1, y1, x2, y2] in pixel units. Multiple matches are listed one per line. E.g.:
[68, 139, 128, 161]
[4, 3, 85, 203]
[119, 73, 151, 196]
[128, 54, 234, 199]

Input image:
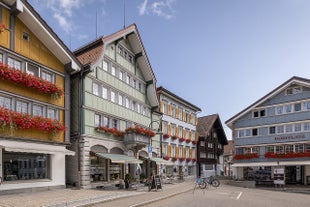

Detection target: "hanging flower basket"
[0, 106, 65, 134]
[0, 62, 63, 99]
[163, 133, 170, 139]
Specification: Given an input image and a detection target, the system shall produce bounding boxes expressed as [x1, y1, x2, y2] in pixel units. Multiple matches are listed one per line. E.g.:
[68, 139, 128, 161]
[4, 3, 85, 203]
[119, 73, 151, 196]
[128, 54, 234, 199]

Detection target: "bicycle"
[201, 176, 220, 188]
[193, 177, 206, 194]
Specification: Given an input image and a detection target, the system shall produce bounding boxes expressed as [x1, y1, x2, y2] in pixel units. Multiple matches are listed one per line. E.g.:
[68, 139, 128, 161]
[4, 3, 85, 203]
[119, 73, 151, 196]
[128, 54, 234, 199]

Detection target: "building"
[0, 0, 81, 193]
[157, 86, 201, 180]
[197, 114, 228, 177]
[226, 76, 310, 185]
[223, 140, 234, 177]
[67, 24, 163, 189]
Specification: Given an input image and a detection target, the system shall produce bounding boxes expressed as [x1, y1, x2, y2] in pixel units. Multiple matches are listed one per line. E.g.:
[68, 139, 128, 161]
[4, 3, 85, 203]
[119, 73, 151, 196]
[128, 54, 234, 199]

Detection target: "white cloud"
[138, 0, 148, 15]
[138, 0, 176, 20]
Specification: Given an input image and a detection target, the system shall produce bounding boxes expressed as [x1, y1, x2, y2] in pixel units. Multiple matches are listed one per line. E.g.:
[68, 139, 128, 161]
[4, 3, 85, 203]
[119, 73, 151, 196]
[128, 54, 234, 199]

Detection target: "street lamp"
[147, 120, 161, 191]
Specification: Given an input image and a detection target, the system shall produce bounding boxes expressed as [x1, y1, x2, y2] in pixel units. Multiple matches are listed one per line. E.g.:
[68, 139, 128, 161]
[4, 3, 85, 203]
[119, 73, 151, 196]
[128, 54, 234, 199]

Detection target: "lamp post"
[147, 120, 161, 192]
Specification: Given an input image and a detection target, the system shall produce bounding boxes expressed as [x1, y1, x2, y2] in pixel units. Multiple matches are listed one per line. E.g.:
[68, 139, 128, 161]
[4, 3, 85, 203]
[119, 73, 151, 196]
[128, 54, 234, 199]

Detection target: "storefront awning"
[0, 140, 75, 156]
[150, 157, 174, 166]
[95, 152, 142, 164]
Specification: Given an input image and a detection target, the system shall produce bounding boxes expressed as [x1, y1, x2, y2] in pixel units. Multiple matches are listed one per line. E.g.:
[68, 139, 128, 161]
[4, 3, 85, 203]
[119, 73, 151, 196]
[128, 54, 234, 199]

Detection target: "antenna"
[123, 0, 126, 28]
[96, 11, 98, 38]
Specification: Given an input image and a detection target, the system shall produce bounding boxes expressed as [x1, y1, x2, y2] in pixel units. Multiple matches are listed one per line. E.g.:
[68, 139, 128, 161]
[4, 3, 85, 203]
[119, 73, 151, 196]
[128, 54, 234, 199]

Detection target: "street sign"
[274, 168, 285, 185]
[148, 146, 152, 158]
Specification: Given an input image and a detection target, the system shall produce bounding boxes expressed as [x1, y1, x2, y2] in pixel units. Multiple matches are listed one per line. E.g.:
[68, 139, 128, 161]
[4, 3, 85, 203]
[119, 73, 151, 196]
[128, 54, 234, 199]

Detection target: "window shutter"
[189, 149, 192, 158]
[176, 108, 179, 119]
[189, 131, 192, 139]
[168, 145, 172, 156]
[195, 132, 199, 140]
[189, 114, 192, 123]
[176, 146, 179, 158]
[183, 147, 186, 158]
[183, 129, 186, 138]
[183, 111, 186, 121]
[168, 124, 171, 135]
[160, 101, 164, 113]
[176, 127, 179, 137]
[168, 103, 172, 116]
[195, 117, 198, 125]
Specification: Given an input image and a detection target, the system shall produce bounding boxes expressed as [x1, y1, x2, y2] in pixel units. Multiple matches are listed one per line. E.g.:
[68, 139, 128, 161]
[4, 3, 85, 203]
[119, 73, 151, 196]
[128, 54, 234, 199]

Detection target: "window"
[252, 128, 258, 136]
[236, 148, 243, 155]
[285, 104, 292, 113]
[245, 129, 251, 137]
[276, 106, 283, 115]
[0, 96, 12, 109]
[179, 126, 183, 137]
[294, 103, 302, 112]
[126, 74, 130, 84]
[266, 146, 274, 153]
[103, 116, 109, 127]
[253, 109, 266, 118]
[295, 144, 304, 153]
[41, 70, 53, 83]
[162, 121, 168, 134]
[163, 144, 168, 155]
[171, 104, 176, 118]
[27, 63, 39, 76]
[186, 147, 190, 158]
[179, 147, 183, 158]
[111, 66, 116, 76]
[0, 53, 2, 61]
[275, 146, 284, 154]
[208, 153, 214, 159]
[3, 152, 49, 181]
[200, 152, 206, 158]
[269, 126, 276, 134]
[118, 94, 123, 105]
[285, 145, 294, 153]
[171, 124, 176, 136]
[94, 114, 101, 127]
[295, 123, 302, 132]
[252, 147, 259, 154]
[178, 107, 183, 120]
[92, 82, 99, 96]
[163, 101, 168, 114]
[111, 119, 118, 129]
[102, 86, 107, 99]
[285, 124, 293, 133]
[208, 143, 213, 148]
[33, 105, 43, 116]
[16, 100, 28, 114]
[200, 141, 205, 147]
[286, 86, 302, 95]
[119, 70, 124, 81]
[171, 144, 176, 157]
[304, 123, 310, 131]
[110, 91, 116, 102]
[125, 97, 130, 108]
[277, 125, 284, 134]
[47, 108, 57, 120]
[238, 130, 245, 138]
[305, 144, 310, 152]
[8, 57, 21, 70]
[303, 102, 310, 111]
[102, 60, 108, 71]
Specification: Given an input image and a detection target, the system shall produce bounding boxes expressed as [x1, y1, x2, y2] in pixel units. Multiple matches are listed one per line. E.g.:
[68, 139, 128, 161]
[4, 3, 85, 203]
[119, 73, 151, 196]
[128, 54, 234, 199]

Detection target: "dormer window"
[286, 86, 302, 95]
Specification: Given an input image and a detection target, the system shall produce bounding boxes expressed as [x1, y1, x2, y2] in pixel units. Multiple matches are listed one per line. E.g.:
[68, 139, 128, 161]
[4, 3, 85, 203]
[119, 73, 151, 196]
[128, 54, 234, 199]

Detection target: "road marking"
[236, 192, 242, 200]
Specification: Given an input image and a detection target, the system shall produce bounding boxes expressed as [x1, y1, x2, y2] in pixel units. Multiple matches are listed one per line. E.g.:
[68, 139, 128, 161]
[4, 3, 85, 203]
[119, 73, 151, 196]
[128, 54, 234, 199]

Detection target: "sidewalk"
[0, 180, 195, 207]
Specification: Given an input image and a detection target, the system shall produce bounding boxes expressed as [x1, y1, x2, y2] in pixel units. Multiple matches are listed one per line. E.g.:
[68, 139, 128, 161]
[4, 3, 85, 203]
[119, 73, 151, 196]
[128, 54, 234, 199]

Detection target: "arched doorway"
[90, 145, 108, 182]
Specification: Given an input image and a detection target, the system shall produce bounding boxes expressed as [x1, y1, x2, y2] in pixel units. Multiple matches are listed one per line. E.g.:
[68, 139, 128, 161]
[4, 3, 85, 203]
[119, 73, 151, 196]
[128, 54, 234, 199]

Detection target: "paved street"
[87, 184, 310, 207]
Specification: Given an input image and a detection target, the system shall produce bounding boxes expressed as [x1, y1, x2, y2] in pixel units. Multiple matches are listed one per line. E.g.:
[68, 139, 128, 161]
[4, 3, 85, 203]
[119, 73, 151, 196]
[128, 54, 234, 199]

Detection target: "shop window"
[3, 151, 50, 181]
[110, 163, 123, 180]
[90, 153, 107, 182]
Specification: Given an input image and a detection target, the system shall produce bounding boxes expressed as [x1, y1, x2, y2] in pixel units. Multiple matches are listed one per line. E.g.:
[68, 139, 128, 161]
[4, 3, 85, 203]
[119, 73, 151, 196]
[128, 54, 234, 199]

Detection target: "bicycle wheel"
[201, 181, 207, 189]
[211, 179, 220, 187]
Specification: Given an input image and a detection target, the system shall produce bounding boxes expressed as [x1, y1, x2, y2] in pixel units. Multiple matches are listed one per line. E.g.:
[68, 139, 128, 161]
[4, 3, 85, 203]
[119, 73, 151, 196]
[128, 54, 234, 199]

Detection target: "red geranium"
[264, 152, 310, 159]
[0, 106, 65, 134]
[186, 158, 192, 162]
[185, 138, 191, 143]
[234, 153, 259, 160]
[96, 126, 124, 137]
[0, 62, 63, 99]
[192, 140, 198, 145]
[163, 133, 170, 139]
[125, 125, 155, 137]
[179, 137, 186, 142]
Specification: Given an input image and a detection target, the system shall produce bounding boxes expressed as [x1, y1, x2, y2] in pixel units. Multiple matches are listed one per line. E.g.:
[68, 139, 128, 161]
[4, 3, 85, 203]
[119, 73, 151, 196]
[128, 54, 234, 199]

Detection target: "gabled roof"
[74, 24, 158, 107]
[225, 76, 310, 128]
[197, 114, 228, 145]
[3, 0, 82, 73]
[157, 86, 201, 112]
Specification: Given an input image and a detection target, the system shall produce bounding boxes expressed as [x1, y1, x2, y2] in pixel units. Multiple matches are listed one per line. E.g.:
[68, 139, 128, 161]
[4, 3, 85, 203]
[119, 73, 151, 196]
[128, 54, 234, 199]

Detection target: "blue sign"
[148, 146, 152, 153]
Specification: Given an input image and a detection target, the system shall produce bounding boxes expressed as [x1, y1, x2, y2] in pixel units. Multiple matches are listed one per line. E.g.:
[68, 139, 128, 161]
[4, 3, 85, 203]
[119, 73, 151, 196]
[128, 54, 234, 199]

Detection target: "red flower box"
[172, 157, 178, 162]
[125, 125, 155, 137]
[186, 158, 192, 162]
[234, 153, 259, 160]
[192, 158, 197, 162]
[179, 157, 185, 162]
[185, 138, 191, 143]
[179, 137, 186, 142]
[96, 126, 124, 137]
[0, 62, 63, 99]
[171, 135, 178, 140]
[264, 152, 310, 159]
[163, 156, 170, 160]
[163, 133, 170, 139]
[192, 140, 198, 145]
[0, 106, 65, 134]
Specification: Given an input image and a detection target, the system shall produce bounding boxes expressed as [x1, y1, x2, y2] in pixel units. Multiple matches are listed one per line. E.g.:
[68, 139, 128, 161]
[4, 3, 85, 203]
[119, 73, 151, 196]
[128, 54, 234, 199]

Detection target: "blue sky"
[29, 0, 310, 139]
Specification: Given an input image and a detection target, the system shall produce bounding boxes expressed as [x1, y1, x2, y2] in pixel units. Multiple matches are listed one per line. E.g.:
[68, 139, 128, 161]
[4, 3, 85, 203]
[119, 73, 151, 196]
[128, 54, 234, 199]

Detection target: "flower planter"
[185, 139, 191, 143]
[179, 137, 186, 142]
[179, 157, 185, 162]
[234, 153, 259, 160]
[163, 156, 170, 161]
[171, 135, 178, 140]
[192, 140, 198, 145]
[163, 134, 170, 139]
[264, 152, 310, 159]
[0, 62, 63, 99]
[186, 158, 192, 162]
[125, 125, 155, 137]
[96, 126, 123, 137]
